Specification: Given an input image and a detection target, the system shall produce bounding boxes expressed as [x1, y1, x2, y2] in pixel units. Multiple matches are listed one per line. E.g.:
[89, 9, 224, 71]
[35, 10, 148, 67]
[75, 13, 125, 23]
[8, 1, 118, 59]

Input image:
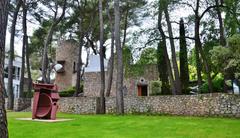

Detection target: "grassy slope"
[8, 112, 240, 138]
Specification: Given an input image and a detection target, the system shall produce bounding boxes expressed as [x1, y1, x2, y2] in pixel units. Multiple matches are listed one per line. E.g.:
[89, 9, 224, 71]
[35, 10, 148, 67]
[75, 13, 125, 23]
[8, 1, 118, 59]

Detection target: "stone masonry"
[58, 93, 240, 117]
[58, 97, 97, 114]
[5, 98, 31, 111]
[55, 40, 79, 91]
[83, 72, 107, 97]
[55, 40, 160, 96]
[84, 64, 159, 97]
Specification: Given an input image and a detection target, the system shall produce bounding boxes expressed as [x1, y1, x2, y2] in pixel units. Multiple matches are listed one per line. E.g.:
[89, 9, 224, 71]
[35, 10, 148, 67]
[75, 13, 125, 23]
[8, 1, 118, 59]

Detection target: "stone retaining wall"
[58, 97, 97, 114]
[58, 93, 240, 117]
[5, 98, 31, 111]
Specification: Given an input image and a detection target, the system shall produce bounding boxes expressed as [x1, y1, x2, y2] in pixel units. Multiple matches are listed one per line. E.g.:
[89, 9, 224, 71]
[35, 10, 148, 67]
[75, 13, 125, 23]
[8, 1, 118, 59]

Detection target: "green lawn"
[7, 112, 240, 138]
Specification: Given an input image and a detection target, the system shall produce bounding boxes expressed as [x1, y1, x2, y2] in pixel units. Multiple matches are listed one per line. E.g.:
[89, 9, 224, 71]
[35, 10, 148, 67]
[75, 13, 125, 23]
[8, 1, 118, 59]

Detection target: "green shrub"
[200, 76, 224, 93]
[200, 83, 209, 93]
[182, 88, 191, 95]
[59, 86, 77, 97]
[59, 82, 84, 97]
[150, 81, 161, 95]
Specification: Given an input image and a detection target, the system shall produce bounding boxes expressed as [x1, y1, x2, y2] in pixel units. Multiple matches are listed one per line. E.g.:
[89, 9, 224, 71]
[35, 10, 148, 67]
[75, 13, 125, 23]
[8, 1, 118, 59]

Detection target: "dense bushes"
[200, 76, 224, 93]
[59, 86, 77, 97]
[150, 81, 161, 95]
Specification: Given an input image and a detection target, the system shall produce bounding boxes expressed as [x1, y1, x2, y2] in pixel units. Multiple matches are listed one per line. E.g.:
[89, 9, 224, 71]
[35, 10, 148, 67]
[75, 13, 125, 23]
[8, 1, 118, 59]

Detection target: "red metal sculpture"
[32, 83, 60, 120]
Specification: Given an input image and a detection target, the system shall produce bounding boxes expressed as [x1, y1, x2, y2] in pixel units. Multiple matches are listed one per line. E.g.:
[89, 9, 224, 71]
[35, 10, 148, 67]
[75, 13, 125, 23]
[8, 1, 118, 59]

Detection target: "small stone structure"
[55, 40, 159, 96]
[55, 40, 79, 91]
[5, 98, 31, 111]
[57, 93, 240, 117]
[84, 64, 159, 97]
[54, 41, 240, 118]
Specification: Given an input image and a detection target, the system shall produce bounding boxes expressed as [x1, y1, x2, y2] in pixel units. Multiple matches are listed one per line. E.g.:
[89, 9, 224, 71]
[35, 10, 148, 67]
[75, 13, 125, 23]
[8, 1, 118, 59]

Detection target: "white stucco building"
[4, 56, 22, 98]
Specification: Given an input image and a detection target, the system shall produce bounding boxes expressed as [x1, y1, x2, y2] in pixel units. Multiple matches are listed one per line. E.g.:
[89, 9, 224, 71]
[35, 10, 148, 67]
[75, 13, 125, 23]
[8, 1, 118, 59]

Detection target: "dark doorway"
[137, 85, 148, 96]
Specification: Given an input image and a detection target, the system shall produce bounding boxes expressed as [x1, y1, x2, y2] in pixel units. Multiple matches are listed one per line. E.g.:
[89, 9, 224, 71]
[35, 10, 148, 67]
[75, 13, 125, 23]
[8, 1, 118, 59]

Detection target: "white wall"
[4, 56, 22, 98]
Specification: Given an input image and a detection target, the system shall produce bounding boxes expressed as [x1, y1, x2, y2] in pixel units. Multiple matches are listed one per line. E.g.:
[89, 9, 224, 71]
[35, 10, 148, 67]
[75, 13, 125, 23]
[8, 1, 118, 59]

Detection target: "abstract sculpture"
[32, 83, 60, 120]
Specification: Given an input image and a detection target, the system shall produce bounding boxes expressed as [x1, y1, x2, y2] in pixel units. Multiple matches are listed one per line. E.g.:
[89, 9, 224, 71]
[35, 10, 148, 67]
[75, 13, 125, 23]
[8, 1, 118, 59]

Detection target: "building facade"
[83, 64, 159, 97]
[55, 40, 160, 97]
[55, 40, 109, 92]
[4, 56, 22, 98]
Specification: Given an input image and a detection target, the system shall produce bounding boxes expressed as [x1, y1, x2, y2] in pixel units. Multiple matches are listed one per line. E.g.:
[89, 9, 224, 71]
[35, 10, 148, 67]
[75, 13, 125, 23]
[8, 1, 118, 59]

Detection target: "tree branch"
[178, 2, 195, 12]
[166, 36, 195, 40]
[86, 36, 98, 54]
[199, 4, 224, 19]
[53, 0, 67, 26]
[144, 38, 160, 47]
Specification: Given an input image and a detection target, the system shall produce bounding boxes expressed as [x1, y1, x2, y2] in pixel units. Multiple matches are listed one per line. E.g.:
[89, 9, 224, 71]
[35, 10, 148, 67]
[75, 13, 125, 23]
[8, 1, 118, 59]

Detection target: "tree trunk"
[157, 42, 170, 94]
[25, 38, 32, 94]
[41, 0, 67, 83]
[215, 0, 226, 46]
[198, 43, 213, 93]
[23, 0, 32, 95]
[23, 0, 32, 93]
[195, 0, 213, 93]
[195, 38, 202, 88]
[195, 17, 209, 92]
[122, 3, 129, 47]
[164, 8, 182, 95]
[158, 7, 176, 95]
[0, 0, 9, 137]
[41, 25, 54, 83]
[195, 0, 203, 89]
[179, 18, 189, 94]
[7, 0, 21, 109]
[114, 0, 124, 114]
[20, 0, 27, 98]
[162, 37, 176, 95]
[215, 0, 228, 93]
[158, 6, 176, 95]
[46, 57, 53, 83]
[97, 0, 105, 114]
[74, 41, 83, 96]
[80, 48, 90, 79]
[74, 18, 83, 97]
[106, 0, 114, 97]
[195, 19, 212, 93]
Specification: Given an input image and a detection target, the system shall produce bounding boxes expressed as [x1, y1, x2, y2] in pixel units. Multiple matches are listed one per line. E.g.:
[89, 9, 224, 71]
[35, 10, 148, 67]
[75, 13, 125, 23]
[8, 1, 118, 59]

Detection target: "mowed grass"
[7, 112, 240, 138]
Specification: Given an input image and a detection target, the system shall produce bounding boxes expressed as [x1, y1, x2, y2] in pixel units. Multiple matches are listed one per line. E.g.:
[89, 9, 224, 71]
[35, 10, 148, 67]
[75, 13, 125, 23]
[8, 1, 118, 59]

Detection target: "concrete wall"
[58, 93, 240, 117]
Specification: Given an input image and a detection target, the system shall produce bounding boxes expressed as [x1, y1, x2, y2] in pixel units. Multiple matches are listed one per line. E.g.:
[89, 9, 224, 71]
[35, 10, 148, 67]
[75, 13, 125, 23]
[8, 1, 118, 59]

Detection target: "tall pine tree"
[179, 18, 189, 94]
[157, 42, 170, 94]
